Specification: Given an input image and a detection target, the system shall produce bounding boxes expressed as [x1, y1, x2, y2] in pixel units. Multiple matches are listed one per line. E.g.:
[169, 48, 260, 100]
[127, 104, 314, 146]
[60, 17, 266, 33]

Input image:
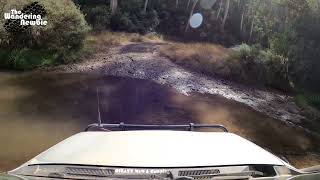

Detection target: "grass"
[86, 31, 163, 51]
[307, 93, 320, 110]
[294, 87, 320, 111]
[160, 42, 234, 78]
[295, 92, 320, 115]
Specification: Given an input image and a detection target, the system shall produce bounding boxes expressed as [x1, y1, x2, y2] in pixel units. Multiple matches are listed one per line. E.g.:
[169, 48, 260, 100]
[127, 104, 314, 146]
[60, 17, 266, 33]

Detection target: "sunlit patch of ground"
[85, 31, 163, 52]
[160, 42, 234, 78]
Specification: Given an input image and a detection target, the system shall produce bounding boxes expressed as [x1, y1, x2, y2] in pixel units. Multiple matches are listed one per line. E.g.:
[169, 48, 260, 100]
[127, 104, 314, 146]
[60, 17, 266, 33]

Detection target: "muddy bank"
[49, 42, 306, 126]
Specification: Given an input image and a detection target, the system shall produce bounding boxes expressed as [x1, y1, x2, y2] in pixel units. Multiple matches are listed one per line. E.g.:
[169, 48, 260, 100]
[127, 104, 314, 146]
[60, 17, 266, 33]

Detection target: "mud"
[50, 42, 305, 126]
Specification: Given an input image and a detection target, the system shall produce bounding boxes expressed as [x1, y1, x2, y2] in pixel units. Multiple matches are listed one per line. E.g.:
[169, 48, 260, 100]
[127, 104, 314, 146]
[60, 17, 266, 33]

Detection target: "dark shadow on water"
[2, 72, 195, 125]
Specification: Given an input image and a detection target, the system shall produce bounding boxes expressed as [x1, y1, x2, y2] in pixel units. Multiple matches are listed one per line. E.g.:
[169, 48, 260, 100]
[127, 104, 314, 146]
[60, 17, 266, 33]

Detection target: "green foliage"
[270, 11, 320, 91]
[0, 0, 90, 64]
[0, 48, 59, 70]
[307, 94, 320, 110]
[159, 9, 189, 35]
[82, 5, 111, 31]
[260, 49, 290, 90]
[110, 9, 159, 34]
[230, 44, 290, 90]
[76, 0, 160, 34]
[292, 12, 320, 91]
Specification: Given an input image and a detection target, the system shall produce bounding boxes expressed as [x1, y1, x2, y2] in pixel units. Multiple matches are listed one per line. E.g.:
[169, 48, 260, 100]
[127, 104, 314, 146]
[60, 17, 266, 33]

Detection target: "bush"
[157, 7, 189, 36]
[0, 48, 59, 70]
[0, 0, 90, 65]
[233, 44, 290, 90]
[270, 11, 320, 92]
[110, 9, 159, 34]
[230, 44, 265, 83]
[82, 5, 111, 31]
[260, 50, 290, 90]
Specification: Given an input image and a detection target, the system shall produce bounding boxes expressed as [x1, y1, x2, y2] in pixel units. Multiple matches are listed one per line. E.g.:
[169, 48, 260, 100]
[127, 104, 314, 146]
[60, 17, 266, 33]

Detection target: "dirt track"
[51, 42, 306, 127]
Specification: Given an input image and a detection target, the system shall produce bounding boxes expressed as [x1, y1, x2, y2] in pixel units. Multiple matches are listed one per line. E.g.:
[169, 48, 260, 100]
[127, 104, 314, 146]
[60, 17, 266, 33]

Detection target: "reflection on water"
[0, 71, 319, 171]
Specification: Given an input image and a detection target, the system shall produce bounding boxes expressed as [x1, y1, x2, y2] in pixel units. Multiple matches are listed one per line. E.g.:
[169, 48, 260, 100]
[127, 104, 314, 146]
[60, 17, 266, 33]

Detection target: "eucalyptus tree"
[221, 0, 230, 32]
[216, 0, 223, 19]
[185, 0, 199, 32]
[110, 0, 118, 15]
[143, 0, 149, 13]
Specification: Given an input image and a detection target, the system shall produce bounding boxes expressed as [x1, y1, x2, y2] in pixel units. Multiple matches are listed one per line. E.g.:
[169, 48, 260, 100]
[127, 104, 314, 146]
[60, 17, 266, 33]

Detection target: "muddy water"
[0, 71, 319, 171]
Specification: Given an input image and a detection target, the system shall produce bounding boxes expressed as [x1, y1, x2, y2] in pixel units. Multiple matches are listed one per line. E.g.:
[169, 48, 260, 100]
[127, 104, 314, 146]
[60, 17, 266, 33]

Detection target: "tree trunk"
[110, 0, 118, 15]
[266, 0, 272, 17]
[284, 6, 288, 31]
[216, 0, 223, 19]
[240, 8, 245, 35]
[267, 0, 272, 10]
[249, 1, 257, 42]
[221, 0, 230, 32]
[249, 15, 254, 41]
[143, 0, 149, 13]
[185, 0, 199, 33]
[187, 0, 191, 9]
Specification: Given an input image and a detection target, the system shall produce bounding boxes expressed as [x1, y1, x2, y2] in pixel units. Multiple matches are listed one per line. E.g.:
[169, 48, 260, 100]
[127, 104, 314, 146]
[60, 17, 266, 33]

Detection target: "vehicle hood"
[15, 131, 285, 168]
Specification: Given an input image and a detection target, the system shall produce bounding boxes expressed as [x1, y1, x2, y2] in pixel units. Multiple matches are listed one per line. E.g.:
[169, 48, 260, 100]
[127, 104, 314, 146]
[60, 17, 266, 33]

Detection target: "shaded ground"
[51, 42, 306, 126]
[0, 72, 319, 171]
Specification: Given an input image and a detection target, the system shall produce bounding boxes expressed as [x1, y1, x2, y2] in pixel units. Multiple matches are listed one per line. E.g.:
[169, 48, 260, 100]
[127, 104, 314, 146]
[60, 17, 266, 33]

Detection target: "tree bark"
[143, 0, 149, 13]
[249, 0, 259, 41]
[185, 0, 199, 33]
[221, 0, 230, 32]
[249, 15, 254, 41]
[187, 0, 191, 9]
[216, 0, 223, 19]
[110, 0, 118, 15]
[240, 8, 245, 35]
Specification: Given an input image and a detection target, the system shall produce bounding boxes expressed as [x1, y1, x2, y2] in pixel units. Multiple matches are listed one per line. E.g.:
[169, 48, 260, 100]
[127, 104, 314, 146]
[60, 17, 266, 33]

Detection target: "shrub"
[82, 5, 111, 31]
[110, 9, 159, 34]
[0, 48, 59, 70]
[0, 0, 90, 65]
[232, 44, 290, 90]
[260, 50, 290, 90]
[270, 11, 320, 92]
[157, 7, 188, 36]
[226, 44, 265, 84]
